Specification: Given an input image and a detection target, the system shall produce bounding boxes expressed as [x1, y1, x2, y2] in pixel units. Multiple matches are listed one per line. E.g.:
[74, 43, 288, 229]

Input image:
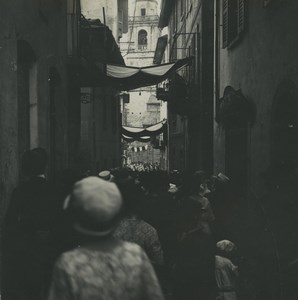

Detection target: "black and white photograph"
[1, 0, 298, 299]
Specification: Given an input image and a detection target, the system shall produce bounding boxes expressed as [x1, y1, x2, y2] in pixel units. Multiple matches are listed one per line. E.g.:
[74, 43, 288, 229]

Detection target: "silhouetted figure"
[173, 196, 216, 300]
[113, 178, 164, 266]
[2, 148, 57, 300]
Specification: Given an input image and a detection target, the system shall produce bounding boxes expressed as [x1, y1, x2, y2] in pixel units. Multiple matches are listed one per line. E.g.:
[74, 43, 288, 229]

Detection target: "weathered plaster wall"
[214, 0, 298, 195]
[0, 0, 69, 216]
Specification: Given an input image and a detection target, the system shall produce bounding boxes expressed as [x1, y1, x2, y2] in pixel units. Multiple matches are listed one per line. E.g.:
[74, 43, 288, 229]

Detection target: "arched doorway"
[271, 79, 298, 185]
[270, 79, 298, 299]
[138, 29, 147, 50]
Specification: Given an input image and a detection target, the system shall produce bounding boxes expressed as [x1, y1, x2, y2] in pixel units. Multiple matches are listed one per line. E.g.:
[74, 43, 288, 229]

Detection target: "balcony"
[138, 44, 147, 51]
[128, 15, 159, 23]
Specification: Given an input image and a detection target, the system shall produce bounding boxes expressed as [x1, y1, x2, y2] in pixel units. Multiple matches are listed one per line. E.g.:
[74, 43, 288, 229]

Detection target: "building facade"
[81, 0, 128, 42]
[0, 0, 82, 223]
[0, 0, 127, 244]
[214, 2, 298, 297]
[214, 0, 298, 198]
[159, 1, 298, 298]
[79, 2, 127, 174]
[159, 0, 214, 172]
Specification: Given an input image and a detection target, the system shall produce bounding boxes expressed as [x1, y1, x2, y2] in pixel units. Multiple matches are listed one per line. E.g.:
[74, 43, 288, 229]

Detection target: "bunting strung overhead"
[129, 145, 149, 152]
[122, 119, 167, 139]
[122, 135, 151, 143]
[106, 57, 192, 90]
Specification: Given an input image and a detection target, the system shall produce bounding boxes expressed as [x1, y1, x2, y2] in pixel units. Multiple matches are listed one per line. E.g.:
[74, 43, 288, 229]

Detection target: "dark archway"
[138, 29, 147, 50]
[269, 79, 298, 300]
[271, 79, 298, 186]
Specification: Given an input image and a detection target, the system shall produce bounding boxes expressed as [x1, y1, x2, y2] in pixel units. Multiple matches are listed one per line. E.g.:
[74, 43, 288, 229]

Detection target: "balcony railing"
[138, 44, 147, 50]
[128, 15, 159, 23]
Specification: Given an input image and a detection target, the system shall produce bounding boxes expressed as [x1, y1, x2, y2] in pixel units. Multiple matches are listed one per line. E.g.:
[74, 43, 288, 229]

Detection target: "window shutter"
[222, 0, 229, 48]
[238, 0, 245, 34]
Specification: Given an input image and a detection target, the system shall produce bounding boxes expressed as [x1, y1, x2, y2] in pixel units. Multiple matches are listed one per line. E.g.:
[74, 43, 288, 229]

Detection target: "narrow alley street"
[1, 0, 298, 300]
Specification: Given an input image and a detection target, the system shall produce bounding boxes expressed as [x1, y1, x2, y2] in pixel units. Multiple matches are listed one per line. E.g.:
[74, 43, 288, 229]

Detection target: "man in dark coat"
[2, 148, 58, 300]
[173, 195, 216, 300]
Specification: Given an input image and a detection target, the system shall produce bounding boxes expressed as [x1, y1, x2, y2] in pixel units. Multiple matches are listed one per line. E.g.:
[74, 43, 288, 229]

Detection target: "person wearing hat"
[215, 240, 239, 300]
[48, 177, 164, 300]
[189, 170, 215, 235]
[98, 170, 115, 182]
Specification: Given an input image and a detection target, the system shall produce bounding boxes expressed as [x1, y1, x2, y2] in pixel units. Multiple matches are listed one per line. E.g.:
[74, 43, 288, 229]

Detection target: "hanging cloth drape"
[122, 120, 167, 139]
[106, 57, 192, 90]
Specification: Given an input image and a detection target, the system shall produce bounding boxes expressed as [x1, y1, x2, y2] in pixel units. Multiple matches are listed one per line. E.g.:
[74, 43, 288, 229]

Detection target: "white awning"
[106, 57, 192, 90]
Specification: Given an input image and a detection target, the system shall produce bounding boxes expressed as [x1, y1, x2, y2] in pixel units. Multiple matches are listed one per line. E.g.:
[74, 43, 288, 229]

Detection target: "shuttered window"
[238, 0, 245, 32]
[222, 0, 229, 48]
[222, 0, 246, 48]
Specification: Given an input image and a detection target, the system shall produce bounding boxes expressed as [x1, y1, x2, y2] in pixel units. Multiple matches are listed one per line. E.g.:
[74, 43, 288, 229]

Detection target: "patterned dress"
[48, 241, 164, 300]
[113, 216, 164, 265]
[215, 255, 238, 300]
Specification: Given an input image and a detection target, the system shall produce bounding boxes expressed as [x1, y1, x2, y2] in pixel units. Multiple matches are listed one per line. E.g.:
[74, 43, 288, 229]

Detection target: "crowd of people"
[126, 162, 160, 172]
[1, 147, 242, 300]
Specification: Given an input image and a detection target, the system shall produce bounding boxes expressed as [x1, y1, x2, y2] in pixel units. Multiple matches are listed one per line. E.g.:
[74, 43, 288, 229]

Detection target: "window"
[147, 102, 160, 112]
[17, 40, 37, 167]
[141, 8, 146, 16]
[138, 30, 147, 50]
[222, 0, 245, 48]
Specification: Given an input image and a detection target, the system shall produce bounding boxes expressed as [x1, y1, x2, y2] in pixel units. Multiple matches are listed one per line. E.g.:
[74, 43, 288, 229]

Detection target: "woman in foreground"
[48, 176, 164, 300]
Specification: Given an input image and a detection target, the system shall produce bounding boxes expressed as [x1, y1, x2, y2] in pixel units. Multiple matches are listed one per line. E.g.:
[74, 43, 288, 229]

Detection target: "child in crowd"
[215, 240, 239, 300]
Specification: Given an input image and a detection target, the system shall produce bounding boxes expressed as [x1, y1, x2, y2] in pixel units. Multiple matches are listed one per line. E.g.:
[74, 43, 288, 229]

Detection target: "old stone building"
[120, 0, 166, 166]
[81, 0, 128, 42]
[158, 0, 298, 298]
[214, 2, 298, 297]
[0, 0, 127, 241]
[0, 0, 81, 222]
[79, 1, 127, 173]
[158, 0, 214, 172]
